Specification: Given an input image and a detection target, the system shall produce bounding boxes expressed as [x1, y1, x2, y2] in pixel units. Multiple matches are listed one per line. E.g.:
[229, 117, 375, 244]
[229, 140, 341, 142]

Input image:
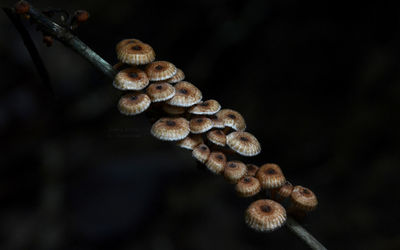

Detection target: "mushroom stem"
[286, 216, 327, 250]
[11, 2, 327, 250]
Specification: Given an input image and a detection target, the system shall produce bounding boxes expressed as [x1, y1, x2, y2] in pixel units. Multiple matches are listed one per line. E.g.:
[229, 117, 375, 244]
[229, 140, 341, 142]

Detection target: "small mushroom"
[145, 61, 177, 81]
[206, 129, 226, 146]
[226, 131, 261, 156]
[117, 40, 155, 65]
[216, 109, 246, 131]
[146, 82, 175, 102]
[256, 163, 286, 189]
[224, 160, 247, 183]
[245, 199, 287, 232]
[189, 117, 213, 134]
[167, 81, 202, 107]
[188, 99, 221, 115]
[192, 144, 210, 164]
[235, 176, 261, 197]
[117, 92, 151, 116]
[151, 117, 189, 141]
[113, 67, 149, 90]
[176, 134, 203, 150]
[205, 151, 226, 175]
[166, 68, 185, 83]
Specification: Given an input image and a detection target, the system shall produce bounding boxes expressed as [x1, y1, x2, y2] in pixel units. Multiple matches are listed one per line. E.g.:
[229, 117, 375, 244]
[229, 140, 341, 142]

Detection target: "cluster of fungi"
[113, 38, 319, 232]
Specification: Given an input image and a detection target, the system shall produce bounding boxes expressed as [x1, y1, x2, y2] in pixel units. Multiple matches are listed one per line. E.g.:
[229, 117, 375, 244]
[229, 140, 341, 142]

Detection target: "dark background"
[1, 0, 399, 249]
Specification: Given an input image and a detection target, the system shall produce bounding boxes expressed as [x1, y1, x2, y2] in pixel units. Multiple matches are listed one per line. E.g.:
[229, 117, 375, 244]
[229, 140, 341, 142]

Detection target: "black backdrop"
[1, 0, 399, 249]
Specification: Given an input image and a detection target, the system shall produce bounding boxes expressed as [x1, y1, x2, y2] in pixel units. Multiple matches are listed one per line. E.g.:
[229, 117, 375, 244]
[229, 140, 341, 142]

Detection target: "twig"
[286, 217, 327, 250]
[11, 2, 327, 249]
[3, 7, 53, 95]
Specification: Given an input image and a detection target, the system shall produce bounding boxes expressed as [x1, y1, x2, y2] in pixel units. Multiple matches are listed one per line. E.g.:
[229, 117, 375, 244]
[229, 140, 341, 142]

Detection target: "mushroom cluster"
[113, 38, 318, 232]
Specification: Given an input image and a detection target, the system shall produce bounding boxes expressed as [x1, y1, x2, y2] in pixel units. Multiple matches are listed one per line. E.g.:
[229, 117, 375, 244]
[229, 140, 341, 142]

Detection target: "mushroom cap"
[245, 199, 287, 232]
[162, 104, 186, 115]
[167, 81, 202, 107]
[145, 61, 177, 81]
[113, 67, 149, 90]
[246, 164, 259, 177]
[151, 117, 189, 141]
[224, 160, 247, 183]
[117, 41, 155, 65]
[115, 38, 142, 53]
[216, 109, 246, 131]
[188, 100, 221, 115]
[256, 163, 286, 189]
[117, 92, 151, 115]
[166, 68, 185, 83]
[290, 185, 318, 212]
[189, 117, 213, 134]
[275, 181, 294, 200]
[206, 129, 226, 146]
[235, 176, 261, 197]
[192, 144, 210, 164]
[205, 151, 227, 175]
[146, 82, 176, 102]
[176, 134, 204, 150]
[226, 131, 261, 156]
[210, 116, 225, 129]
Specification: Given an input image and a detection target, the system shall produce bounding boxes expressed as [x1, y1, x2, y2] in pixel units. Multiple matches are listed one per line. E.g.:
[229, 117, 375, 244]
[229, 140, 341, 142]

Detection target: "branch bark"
[8, 2, 327, 249]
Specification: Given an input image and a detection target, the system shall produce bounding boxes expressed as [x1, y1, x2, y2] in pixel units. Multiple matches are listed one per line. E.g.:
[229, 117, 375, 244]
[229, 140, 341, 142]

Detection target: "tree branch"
[11, 2, 327, 249]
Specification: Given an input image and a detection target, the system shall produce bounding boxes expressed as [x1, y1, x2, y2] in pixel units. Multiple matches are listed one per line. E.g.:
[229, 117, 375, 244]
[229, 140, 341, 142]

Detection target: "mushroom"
[166, 68, 185, 83]
[226, 131, 261, 156]
[245, 199, 287, 232]
[192, 144, 210, 164]
[145, 61, 177, 81]
[206, 129, 226, 146]
[150, 117, 189, 141]
[205, 151, 226, 175]
[246, 164, 259, 177]
[235, 176, 261, 197]
[117, 40, 155, 65]
[224, 160, 247, 183]
[215, 109, 246, 131]
[290, 185, 318, 212]
[256, 163, 286, 189]
[117, 92, 151, 116]
[188, 99, 221, 115]
[176, 134, 203, 150]
[113, 67, 149, 90]
[189, 117, 213, 134]
[167, 81, 202, 107]
[146, 82, 175, 102]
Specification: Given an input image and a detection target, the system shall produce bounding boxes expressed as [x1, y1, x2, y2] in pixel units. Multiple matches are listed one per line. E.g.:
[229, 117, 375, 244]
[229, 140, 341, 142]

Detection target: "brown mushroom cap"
[224, 160, 247, 183]
[117, 41, 155, 65]
[245, 199, 287, 232]
[176, 134, 204, 150]
[210, 116, 225, 129]
[205, 151, 227, 174]
[226, 131, 261, 156]
[256, 163, 286, 189]
[146, 82, 176, 102]
[246, 164, 259, 177]
[216, 109, 246, 131]
[192, 144, 210, 164]
[145, 61, 177, 81]
[189, 117, 213, 134]
[166, 68, 185, 83]
[275, 181, 294, 200]
[188, 99, 221, 115]
[113, 67, 149, 90]
[151, 117, 189, 141]
[117, 92, 151, 115]
[206, 129, 226, 146]
[162, 104, 186, 115]
[235, 176, 261, 197]
[167, 81, 202, 107]
[115, 38, 142, 53]
[290, 185, 318, 212]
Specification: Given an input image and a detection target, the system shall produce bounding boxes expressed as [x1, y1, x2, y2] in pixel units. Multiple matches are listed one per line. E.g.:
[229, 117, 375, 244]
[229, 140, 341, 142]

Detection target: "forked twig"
[6, 2, 328, 249]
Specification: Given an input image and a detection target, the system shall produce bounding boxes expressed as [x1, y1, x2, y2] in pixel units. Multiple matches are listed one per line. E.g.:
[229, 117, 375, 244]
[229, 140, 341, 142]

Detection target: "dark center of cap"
[129, 72, 139, 78]
[240, 136, 249, 142]
[248, 165, 256, 171]
[166, 120, 176, 126]
[215, 130, 222, 135]
[156, 85, 163, 90]
[228, 114, 236, 119]
[200, 102, 209, 107]
[261, 205, 272, 213]
[179, 88, 188, 94]
[243, 177, 251, 183]
[228, 163, 236, 168]
[155, 65, 164, 70]
[266, 168, 276, 175]
[200, 145, 207, 151]
[302, 188, 310, 195]
[196, 118, 203, 123]
[130, 95, 138, 101]
[216, 154, 223, 160]
[131, 45, 142, 50]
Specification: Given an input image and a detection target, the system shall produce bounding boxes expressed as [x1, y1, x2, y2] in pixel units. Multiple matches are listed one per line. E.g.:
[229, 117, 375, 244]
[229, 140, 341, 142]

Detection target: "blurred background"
[1, 0, 399, 249]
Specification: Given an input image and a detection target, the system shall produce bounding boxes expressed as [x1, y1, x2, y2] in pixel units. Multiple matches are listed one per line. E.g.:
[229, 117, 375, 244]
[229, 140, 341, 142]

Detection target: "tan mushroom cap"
[188, 100, 221, 115]
[256, 163, 286, 189]
[224, 160, 247, 183]
[226, 131, 261, 156]
[162, 104, 186, 115]
[275, 181, 294, 200]
[115, 38, 142, 53]
[167, 68, 185, 83]
[117, 41, 155, 65]
[235, 176, 261, 197]
[146, 82, 176, 102]
[192, 144, 210, 164]
[210, 116, 225, 129]
[246, 164, 259, 177]
[245, 199, 287, 232]
[206, 129, 226, 146]
[113, 67, 149, 90]
[290, 186, 318, 212]
[167, 81, 202, 107]
[145, 61, 177, 81]
[189, 117, 213, 134]
[176, 134, 204, 150]
[216, 109, 246, 131]
[151, 117, 189, 141]
[205, 151, 226, 174]
[117, 92, 151, 115]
